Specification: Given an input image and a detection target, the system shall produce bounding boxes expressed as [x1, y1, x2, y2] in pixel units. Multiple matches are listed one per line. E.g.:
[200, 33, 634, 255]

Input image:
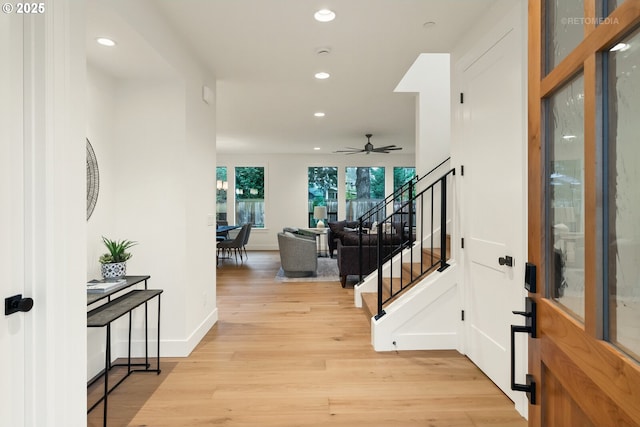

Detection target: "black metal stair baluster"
[437, 176, 450, 272]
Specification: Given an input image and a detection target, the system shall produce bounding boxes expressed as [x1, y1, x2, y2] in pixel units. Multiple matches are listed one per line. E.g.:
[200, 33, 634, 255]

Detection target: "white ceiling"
[87, 0, 496, 155]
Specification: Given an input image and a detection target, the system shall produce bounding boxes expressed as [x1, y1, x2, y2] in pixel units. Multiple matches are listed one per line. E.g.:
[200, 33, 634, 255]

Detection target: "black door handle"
[499, 255, 514, 267]
[5, 294, 34, 315]
[510, 297, 536, 404]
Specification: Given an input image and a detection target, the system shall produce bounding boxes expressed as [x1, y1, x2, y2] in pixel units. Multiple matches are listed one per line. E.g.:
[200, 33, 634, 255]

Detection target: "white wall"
[86, 0, 218, 383]
[217, 152, 415, 250]
[395, 53, 451, 174]
[86, 64, 119, 375]
[112, 79, 190, 351]
[86, 65, 118, 277]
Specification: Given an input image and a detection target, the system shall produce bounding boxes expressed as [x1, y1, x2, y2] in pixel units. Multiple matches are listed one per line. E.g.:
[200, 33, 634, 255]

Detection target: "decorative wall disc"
[86, 138, 100, 220]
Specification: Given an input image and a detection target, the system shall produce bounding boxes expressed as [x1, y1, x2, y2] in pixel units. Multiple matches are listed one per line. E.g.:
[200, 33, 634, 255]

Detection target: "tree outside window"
[235, 166, 265, 228]
[393, 166, 416, 225]
[345, 167, 385, 221]
[393, 167, 416, 195]
[216, 166, 228, 222]
[308, 167, 338, 227]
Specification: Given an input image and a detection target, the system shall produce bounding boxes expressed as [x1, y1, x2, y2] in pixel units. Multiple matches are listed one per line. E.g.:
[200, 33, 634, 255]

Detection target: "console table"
[87, 275, 162, 427]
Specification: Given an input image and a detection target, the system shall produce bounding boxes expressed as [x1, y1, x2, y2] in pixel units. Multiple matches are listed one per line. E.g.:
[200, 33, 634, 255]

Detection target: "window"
[235, 167, 265, 228]
[216, 167, 228, 222]
[345, 167, 385, 221]
[308, 167, 337, 227]
[607, 26, 640, 360]
[545, 0, 583, 73]
[393, 167, 416, 201]
[547, 73, 585, 320]
[393, 166, 416, 224]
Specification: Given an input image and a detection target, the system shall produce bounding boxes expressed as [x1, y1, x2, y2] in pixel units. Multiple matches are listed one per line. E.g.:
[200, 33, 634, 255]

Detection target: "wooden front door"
[528, 1, 640, 426]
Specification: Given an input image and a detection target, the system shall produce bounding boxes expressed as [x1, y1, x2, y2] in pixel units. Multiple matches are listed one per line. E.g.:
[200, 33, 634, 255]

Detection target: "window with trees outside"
[393, 166, 416, 223]
[235, 166, 265, 228]
[345, 167, 385, 222]
[216, 166, 228, 222]
[393, 167, 416, 199]
[308, 167, 338, 227]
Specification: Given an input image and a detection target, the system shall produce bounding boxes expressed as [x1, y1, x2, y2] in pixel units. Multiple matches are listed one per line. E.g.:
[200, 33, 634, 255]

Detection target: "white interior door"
[460, 23, 527, 412]
[0, 13, 26, 427]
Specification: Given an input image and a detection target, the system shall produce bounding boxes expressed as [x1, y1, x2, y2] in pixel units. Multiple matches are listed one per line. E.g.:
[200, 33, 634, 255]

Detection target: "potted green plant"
[99, 236, 138, 279]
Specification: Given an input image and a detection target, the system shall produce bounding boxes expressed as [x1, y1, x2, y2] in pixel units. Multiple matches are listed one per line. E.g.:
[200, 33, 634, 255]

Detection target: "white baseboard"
[114, 308, 219, 358]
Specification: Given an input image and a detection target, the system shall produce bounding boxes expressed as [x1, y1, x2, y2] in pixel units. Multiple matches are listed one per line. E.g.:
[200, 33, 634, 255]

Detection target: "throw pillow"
[328, 220, 346, 233]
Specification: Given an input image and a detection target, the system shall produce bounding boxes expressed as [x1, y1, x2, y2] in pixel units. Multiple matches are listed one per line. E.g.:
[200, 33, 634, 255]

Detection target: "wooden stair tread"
[360, 237, 452, 319]
[361, 292, 378, 319]
[359, 235, 452, 320]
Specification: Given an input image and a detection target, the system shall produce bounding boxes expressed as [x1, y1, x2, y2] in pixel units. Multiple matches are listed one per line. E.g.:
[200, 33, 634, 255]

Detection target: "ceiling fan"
[335, 134, 402, 155]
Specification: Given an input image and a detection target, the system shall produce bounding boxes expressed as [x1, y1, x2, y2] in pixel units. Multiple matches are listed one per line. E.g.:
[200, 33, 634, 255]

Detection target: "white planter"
[101, 262, 126, 279]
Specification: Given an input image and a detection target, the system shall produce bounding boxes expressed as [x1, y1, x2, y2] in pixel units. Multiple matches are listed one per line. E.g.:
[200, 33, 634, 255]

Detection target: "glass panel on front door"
[607, 27, 640, 361]
[547, 73, 585, 320]
[545, 0, 584, 72]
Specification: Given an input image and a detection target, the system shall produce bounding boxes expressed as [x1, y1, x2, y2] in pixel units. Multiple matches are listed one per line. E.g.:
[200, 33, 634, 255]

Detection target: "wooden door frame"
[528, 0, 640, 425]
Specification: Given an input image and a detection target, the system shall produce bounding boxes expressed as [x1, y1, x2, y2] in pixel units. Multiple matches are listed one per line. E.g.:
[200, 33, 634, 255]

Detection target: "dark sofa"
[327, 220, 360, 258]
[334, 224, 408, 287]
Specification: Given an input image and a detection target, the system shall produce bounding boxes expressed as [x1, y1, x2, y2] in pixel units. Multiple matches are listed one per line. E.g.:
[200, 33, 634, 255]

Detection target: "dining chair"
[241, 223, 252, 259]
[217, 224, 249, 263]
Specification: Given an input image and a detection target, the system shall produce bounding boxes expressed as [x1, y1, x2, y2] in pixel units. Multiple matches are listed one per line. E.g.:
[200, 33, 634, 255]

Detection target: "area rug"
[275, 257, 340, 282]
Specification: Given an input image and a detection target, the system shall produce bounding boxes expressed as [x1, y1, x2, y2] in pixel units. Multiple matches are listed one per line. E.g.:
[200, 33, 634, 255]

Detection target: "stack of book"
[86, 278, 127, 293]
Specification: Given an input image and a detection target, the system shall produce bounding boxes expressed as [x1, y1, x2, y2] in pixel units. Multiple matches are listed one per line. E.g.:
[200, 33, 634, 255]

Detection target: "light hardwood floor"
[88, 251, 527, 427]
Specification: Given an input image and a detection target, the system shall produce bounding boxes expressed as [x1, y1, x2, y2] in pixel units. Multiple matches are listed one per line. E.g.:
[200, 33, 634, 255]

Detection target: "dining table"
[216, 224, 241, 241]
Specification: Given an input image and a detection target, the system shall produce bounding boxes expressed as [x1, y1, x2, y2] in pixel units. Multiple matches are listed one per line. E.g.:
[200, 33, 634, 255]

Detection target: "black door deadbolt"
[499, 255, 514, 267]
[5, 294, 34, 315]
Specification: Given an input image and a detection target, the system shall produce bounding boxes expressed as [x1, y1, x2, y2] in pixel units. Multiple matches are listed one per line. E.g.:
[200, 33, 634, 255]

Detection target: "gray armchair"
[277, 232, 318, 277]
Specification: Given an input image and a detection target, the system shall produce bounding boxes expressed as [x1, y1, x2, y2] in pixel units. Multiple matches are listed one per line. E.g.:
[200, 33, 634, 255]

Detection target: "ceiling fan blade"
[334, 148, 363, 153]
[337, 134, 403, 154]
[374, 145, 402, 151]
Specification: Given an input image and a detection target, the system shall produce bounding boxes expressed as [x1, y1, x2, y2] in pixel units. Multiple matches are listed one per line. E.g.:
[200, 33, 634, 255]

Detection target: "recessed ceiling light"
[314, 112, 326, 117]
[314, 147, 321, 151]
[610, 42, 630, 52]
[314, 9, 336, 22]
[96, 37, 116, 47]
[314, 72, 330, 80]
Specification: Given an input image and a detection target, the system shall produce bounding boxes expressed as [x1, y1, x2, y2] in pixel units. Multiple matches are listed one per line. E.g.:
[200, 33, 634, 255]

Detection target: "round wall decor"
[86, 138, 100, 220]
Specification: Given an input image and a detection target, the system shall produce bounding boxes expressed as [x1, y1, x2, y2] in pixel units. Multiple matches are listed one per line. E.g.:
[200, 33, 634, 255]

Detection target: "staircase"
[351, 162, 460, 351]
[360, 236, 450, 319]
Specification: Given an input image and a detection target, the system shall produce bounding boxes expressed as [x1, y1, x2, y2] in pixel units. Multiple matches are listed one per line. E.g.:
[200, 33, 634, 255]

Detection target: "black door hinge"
[461, 310, 465, 321]
[461, 237, 465, 249]
[461, 165, 464, 176]
[460, 93, 464, 104]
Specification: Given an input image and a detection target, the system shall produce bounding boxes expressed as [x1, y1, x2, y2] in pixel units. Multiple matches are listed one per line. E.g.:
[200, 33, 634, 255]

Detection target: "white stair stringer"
[371, 260, 461, 352]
